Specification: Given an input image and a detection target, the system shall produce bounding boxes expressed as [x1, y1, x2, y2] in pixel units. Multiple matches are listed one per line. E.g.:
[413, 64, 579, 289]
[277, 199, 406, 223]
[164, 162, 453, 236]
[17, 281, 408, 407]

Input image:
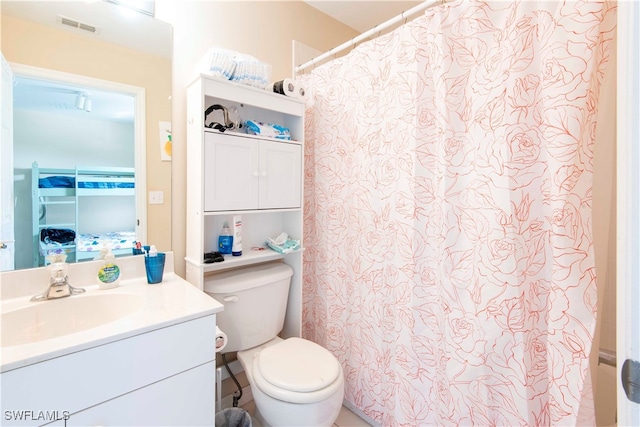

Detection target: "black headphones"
[204, 104, 235, 132]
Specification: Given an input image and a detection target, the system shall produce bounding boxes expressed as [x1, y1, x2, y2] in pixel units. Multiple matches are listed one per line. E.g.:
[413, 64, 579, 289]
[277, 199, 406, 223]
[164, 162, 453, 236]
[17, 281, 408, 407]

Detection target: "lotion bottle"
[231, 215, 242, 256]
[97, 248, 121, 289]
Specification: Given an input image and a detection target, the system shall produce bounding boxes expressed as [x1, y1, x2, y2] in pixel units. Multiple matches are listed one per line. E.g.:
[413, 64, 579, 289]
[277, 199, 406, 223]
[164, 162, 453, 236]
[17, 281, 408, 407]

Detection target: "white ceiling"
[13, 76, 136, 123]
[304, 1, 423, 33]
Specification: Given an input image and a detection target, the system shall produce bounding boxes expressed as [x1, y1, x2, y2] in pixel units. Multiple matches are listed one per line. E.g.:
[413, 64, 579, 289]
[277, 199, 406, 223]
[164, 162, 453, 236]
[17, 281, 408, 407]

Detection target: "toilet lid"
[257, 337, 341, 393]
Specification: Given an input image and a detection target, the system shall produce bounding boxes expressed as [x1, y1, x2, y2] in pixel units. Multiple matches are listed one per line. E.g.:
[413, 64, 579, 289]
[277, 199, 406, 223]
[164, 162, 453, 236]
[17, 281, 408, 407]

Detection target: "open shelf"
[187, 247, 286, 273]
[203, 129, 302, 145]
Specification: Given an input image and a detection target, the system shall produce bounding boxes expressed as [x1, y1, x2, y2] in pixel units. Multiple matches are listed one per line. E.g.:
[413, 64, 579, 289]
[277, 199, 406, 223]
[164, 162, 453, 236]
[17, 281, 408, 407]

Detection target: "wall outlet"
[149, 191, 164, 204]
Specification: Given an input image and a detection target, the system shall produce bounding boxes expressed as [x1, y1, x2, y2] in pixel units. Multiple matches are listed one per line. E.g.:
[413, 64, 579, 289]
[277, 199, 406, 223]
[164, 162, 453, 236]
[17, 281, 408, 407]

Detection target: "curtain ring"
[402, 11, 407, 25]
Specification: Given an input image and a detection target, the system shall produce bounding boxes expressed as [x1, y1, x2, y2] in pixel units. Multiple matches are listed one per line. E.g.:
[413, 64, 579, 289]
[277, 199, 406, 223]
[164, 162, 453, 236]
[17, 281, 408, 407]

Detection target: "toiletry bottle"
[231, 215, 242, 256]
[218, 222, 233, 254]
[97, 248, 121, 290]
[148, 245, 158, 257]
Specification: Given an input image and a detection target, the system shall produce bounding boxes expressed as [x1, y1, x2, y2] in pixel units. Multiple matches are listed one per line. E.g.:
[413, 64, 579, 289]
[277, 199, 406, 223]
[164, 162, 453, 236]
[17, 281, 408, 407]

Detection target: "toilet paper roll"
[215, 326, 228, 353]
[273, 78, 306, 99]
[296, 84, 307, 99]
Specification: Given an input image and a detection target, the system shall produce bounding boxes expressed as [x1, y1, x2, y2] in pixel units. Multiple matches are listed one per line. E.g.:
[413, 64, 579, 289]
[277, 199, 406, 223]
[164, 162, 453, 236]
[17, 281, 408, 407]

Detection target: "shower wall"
[592, 31, 617, 427]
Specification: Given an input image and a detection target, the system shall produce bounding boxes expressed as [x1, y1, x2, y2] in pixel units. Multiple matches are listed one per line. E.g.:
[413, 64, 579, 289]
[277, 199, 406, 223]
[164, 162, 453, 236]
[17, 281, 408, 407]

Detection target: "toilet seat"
[251, 337, 343, 404]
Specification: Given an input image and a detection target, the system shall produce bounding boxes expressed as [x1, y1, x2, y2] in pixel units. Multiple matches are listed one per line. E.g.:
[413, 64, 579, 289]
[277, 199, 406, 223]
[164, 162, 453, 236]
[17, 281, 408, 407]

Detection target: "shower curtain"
[300, 1, 616, 425]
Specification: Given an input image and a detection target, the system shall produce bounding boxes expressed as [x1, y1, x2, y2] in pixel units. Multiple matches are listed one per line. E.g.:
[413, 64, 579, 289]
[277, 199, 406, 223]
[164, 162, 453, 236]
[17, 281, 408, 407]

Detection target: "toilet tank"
[204, 262, 293, 353]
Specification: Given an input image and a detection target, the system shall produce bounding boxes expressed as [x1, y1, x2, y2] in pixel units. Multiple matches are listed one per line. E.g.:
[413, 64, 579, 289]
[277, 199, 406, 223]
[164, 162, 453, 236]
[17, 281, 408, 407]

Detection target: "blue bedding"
[39, 176, 134, 189]
[78, 182, 134, 189]
[39, 176, 74, 188]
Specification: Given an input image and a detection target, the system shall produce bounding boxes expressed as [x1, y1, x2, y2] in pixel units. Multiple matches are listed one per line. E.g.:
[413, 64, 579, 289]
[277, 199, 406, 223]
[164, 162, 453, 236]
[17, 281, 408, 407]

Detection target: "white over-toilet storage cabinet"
[185, 75, 304, 338]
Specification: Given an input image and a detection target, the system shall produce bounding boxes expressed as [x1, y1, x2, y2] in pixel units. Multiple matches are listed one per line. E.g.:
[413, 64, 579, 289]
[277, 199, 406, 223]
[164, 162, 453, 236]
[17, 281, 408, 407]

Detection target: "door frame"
[1, 54, 15, 271]
[617, 1, 640, 424]
[9, 63, 147, 257]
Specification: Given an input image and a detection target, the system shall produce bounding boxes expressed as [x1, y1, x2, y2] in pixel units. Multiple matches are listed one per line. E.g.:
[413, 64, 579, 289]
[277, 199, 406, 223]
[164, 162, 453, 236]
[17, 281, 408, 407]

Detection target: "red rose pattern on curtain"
[300, 1, 616, 425]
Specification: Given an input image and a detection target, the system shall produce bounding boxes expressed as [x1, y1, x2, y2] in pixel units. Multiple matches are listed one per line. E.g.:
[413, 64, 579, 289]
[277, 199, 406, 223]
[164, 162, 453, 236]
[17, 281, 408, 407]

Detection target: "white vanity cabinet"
[0, 255, 223, 427]
[1, 304, 218, 427]
[186, 76, 304, 339]
[35, 315, 217, 427]
[203, 132, 302, 211]
[46, 361, 214, 426]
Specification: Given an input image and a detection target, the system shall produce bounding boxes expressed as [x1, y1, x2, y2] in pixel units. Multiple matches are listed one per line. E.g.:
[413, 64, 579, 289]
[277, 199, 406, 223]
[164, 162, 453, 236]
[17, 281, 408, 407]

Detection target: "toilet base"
[249, 380, 343, 427]
[237, 337, 344, 427]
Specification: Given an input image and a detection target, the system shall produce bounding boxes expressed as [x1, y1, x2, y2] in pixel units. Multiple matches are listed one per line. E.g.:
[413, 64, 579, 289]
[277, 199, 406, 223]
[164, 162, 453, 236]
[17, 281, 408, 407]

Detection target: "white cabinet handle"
[223, 295, 239, 303]
[253, 171, 260, 177]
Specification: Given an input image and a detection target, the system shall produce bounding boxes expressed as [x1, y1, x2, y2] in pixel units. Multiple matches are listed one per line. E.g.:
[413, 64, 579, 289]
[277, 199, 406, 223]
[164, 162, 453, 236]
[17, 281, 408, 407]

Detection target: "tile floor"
[241, 401, 372, 427]
[334, 406, 373, 427]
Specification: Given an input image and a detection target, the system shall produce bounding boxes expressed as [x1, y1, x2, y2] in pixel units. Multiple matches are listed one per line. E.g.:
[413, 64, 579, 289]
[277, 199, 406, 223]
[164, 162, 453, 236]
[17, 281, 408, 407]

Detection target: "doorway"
[9, 63, 147, 270]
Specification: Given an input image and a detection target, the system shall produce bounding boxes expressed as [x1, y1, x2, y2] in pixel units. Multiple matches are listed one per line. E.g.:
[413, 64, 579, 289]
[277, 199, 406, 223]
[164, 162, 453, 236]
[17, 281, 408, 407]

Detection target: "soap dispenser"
[97, 247, 121, 290]
[93, 245, 110, 260]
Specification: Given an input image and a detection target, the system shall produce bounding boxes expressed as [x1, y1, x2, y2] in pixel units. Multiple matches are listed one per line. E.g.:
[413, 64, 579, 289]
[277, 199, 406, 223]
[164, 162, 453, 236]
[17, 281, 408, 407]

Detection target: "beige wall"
[156, 0, 359, 277]
[1, 13, 172, 253]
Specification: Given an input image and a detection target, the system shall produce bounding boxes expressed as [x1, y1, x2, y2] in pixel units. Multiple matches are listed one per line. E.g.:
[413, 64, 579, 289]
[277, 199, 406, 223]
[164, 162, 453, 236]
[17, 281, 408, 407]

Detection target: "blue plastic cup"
[144, 253, 166, 284]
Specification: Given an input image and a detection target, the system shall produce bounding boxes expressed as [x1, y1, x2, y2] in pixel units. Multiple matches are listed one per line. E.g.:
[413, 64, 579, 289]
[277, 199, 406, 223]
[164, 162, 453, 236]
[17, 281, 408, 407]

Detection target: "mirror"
[1, 0, 172, 271]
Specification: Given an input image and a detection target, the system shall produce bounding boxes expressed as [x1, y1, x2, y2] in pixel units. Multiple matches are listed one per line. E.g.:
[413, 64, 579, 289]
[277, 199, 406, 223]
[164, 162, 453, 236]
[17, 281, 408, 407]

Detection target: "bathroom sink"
[1, 293, 144, 348]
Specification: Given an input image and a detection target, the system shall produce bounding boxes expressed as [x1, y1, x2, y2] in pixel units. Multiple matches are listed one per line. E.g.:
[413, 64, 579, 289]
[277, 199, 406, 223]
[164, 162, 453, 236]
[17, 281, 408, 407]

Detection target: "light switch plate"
[149, 191, 164, 204]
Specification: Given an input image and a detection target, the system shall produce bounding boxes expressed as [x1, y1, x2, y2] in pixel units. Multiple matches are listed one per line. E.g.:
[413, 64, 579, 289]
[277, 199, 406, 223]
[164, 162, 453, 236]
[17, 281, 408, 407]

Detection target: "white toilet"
[204, 262, 345, 427]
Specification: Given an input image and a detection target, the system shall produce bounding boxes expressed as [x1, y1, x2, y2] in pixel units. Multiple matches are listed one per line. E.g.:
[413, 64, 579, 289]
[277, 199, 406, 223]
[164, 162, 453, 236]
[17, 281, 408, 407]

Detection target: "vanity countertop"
[0, 253, 224, 373]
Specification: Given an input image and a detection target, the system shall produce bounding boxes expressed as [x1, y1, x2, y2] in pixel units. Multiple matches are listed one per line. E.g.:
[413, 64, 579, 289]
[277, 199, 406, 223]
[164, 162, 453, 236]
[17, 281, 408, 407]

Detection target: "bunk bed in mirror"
[32, 162, 138, 267]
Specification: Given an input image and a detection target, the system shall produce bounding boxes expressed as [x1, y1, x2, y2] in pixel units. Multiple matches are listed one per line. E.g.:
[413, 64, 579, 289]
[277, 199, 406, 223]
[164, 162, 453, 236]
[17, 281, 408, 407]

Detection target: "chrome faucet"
[31, 260, 85, 302]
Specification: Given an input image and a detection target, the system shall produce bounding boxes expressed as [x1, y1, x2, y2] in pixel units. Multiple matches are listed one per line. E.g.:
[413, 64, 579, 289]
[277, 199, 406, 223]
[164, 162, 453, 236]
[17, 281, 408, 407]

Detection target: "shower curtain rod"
[295, 0, 446, 75]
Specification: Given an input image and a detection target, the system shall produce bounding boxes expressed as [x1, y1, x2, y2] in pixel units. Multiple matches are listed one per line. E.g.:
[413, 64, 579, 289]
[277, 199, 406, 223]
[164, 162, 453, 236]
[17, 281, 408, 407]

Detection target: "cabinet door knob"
[261, 172, 267, 177]
[253, 171, 260, 177]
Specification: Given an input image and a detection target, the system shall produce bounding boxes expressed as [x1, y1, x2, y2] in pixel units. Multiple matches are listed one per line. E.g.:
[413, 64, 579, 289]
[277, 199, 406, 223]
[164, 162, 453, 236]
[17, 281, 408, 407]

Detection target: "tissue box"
[245, 120, 291, 140]
[266, 233, 300, 254]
